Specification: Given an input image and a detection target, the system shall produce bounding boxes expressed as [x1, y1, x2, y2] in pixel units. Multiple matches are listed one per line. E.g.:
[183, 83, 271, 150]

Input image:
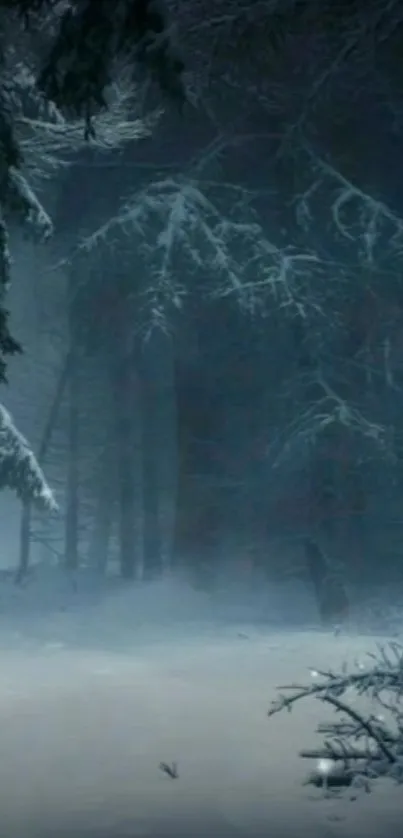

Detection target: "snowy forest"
[1, 0, 403, 828]
[2, 0, 403, 593]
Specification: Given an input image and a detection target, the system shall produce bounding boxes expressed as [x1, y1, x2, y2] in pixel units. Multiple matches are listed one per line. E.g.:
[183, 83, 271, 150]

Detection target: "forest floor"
[0, 573, 400, 838]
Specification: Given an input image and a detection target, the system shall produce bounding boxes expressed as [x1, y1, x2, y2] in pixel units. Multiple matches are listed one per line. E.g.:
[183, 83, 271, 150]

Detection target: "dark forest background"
[3, 0, 403, 603]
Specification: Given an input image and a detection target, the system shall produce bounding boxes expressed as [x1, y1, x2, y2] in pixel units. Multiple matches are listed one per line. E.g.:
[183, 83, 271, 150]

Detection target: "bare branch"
[269, 645, 403, 791]
[297, 149, 403, 266]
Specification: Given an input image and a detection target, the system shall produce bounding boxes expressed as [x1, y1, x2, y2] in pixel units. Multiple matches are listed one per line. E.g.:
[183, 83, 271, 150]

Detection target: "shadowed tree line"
[2, 0, 403, 594]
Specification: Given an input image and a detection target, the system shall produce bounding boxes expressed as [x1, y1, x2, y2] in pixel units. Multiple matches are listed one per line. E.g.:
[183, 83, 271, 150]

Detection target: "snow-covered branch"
[6, 167, 53, 238]
[315, 373, 385, 443]
[296, 149, 403, 266]
[266, 372, 385, 472]
[3, 59, 158, 181]
[0, 405, 56, 511]
[269, 643, 403, 792]
[62, 176, 325, 326]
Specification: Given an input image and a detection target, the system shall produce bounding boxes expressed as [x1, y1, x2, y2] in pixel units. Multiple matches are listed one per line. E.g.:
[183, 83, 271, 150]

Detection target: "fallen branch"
[268, 644, 403, 792]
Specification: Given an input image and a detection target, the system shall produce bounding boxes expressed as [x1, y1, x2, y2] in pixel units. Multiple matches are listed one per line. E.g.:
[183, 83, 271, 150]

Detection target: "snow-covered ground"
[0, 575, 401, 838]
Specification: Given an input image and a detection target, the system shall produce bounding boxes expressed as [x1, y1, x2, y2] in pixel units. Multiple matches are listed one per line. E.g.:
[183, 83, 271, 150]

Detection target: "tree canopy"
[2, 0, 403, 524]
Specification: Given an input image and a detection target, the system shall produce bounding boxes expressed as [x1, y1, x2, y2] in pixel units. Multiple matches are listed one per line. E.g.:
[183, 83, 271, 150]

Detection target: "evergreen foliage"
[0, 404, 56, 509]
[0, 0, 183, 503]
[0, 0, 184, 382]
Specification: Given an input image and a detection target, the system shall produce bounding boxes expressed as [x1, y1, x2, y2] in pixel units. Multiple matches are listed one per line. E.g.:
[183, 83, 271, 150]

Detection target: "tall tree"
[87, 442, 116, 574]
[113, 351, 142, 580]
[0, 0, 181, 511]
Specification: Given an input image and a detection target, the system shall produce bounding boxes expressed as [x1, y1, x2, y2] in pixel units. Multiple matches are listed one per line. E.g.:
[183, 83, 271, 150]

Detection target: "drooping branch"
[59, 175, 325, 329]
[0, 404, 57, 510]
[265, 367, 386, 474]
[6, 167, 53, 238]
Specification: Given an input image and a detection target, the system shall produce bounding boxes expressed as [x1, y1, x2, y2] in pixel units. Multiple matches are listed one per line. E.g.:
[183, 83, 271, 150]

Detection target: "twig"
[300, 748, 383, 760]
[269, 665, 403, 718]
[159, 761, 179, 779]
[319, 694, 396, 763]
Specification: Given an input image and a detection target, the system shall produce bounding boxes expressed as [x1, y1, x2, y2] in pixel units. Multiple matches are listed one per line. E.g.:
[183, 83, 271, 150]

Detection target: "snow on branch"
[0, 54, 156, 373]
[266, 371, 385, 472]
[268, 643, 403, 792]
[0, 58, 156, 239]
[5, 167, 53, 239]
[35, 0, 187, 116]
[63, 175, 323, 325]
[6, 61, 158, 181]
[216, 239, 322, 320]
[315, 373, 385, 443]
[16, 80, 159, 181]
[296, 149, 403, 265]
[0, 405, 56, 511]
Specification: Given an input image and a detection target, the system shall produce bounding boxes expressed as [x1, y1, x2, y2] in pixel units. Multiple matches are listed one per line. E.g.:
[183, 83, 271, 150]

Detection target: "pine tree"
[0, 0, 185, 381]
[0, 0, 184, 506]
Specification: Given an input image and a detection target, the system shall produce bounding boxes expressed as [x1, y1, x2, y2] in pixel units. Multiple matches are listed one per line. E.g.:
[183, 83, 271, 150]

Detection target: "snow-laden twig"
[296, 149, 403, 265]
[268, 643, 403, 791]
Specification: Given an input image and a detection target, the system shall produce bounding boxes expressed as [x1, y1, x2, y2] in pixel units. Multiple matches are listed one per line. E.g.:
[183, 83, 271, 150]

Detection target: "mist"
[0, 565, 399, 837]
[0, 612, 401, 838]
[1, 0, 403, 836]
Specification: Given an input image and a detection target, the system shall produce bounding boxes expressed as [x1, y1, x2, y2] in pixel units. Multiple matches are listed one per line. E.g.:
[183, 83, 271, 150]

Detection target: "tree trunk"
[142, 403, 161, 579]
[114, 355, 142, 580]
[16, 353, 72, 583]
[140, 337, 165, 580]
[172, 387, 196, 569]
[87, 444, 115, 574]
[145, 332, 177, 573]
[304, 537, 349, 627]
[64, 352, 79, 571]
[17, 503, 32, 585]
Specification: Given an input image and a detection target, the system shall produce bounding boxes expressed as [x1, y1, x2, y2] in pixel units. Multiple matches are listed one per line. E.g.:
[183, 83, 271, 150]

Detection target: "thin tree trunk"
[132, 369, 144, 581]
[17, 503, 32, 585]
[114, 356, 141, 580]
[140, 339, 162, 580]
[64, 262, 81, 573]
[87, 444, 115, 574]
[304, 537, 349, 627]
[172, 386, 194, 567]
[16, 354, 72, 583]
[64, 355, 79, 571]
[158, 337, 178, 571]
[142, 405, 161, 579]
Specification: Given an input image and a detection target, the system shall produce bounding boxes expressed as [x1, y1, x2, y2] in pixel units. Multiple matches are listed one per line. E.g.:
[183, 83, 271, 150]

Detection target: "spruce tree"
[0, 0, 183, 504]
